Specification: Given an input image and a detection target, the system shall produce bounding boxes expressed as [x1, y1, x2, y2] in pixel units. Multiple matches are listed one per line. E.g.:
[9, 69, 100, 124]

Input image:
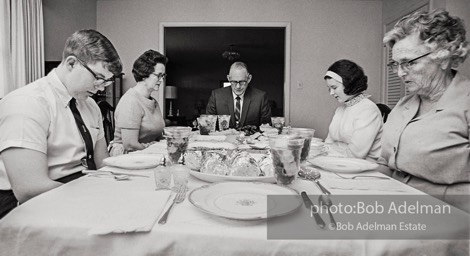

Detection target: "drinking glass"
[171, 164, 190, 192]
[288, 128, 315, 162]
[154, 165, 171, 190]
[271, 117, 285, 134]
[268, 135, 304, 185]
[217, 115, 231, 130]
[204, 115, 218, 133]
[164, 126, 192, 165]
[197, 116, 210, 135]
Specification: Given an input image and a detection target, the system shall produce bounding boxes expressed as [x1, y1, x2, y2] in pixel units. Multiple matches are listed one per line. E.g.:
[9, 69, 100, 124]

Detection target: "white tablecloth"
[0, 166, 468, 255]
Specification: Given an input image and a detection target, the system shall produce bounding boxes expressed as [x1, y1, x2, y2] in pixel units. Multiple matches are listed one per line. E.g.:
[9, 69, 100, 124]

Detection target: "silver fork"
[333, 172, 390, 180]
[158, 186, 186, 224]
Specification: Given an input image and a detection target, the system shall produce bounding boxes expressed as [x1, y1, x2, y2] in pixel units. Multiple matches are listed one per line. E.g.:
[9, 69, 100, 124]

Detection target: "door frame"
[159, 22, 291, 124]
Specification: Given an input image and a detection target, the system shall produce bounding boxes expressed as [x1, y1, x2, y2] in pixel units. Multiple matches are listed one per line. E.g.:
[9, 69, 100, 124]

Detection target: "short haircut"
[132, 50, 168, 82]
[62, 29, 122, 76]
[325, 59, 368, 96]
[229, 61, 250, 75]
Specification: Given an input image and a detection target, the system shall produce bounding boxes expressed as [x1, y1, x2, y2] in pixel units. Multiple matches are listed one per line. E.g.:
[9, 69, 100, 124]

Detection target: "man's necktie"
[69, 98, 97, 170]
[235, 96, 241, 127]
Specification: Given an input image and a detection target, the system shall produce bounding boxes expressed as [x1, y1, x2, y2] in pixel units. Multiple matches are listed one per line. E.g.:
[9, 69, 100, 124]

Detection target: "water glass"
[288, 128, 315, 162]
[271, 117, 285, 134]
[171, 164, 190, 192]
[164, 126, 192, 165]
[268, 135, 304, 185]
[204, 115, 218, 133]
[217, 115, 231, 130]
[154, 166, 171, 190]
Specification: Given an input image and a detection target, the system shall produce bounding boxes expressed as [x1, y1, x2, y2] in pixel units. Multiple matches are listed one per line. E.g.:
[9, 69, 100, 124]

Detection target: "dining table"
[0, 137, 469, 256]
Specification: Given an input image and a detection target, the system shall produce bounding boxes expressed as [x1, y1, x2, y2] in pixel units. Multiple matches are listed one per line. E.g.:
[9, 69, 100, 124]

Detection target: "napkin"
[88, 189, 172, 235]
[133, 141, 167, 154]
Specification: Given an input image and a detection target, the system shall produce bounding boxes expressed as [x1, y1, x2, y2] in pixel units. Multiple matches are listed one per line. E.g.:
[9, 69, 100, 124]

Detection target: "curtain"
[0, 0, 44, 97]
[0, 1, 12, 98]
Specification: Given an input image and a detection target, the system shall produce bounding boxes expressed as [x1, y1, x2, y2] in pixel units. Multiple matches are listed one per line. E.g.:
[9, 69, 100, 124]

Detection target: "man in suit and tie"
[206, 62, 272, 128]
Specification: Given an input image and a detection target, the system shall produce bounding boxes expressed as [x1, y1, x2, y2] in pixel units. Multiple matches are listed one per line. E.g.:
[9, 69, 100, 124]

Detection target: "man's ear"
[247, 74, 252, 84]
[64, 56, 78, 71]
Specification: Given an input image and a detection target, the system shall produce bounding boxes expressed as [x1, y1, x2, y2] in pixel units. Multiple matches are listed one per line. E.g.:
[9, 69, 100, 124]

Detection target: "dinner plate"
[308, 156, 379, 173]
[189, 182, 302, 220]
[103, 154, 163, 169]
[190, 170, 276, 183]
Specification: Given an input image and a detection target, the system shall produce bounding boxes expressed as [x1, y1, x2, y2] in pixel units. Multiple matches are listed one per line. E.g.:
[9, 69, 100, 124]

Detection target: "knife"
[82, 170, 150, 178]
[301, 191, 325, 229]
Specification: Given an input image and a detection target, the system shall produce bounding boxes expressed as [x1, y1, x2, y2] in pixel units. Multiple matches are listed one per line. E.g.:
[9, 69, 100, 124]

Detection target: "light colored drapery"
[0, 0, 44, 98]
[0, 1, 12, 98]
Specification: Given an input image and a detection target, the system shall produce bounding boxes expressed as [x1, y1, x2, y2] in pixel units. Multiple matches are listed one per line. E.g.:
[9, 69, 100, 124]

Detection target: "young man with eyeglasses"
[206, 61, 271, 128]
[0, 29, 122, 219]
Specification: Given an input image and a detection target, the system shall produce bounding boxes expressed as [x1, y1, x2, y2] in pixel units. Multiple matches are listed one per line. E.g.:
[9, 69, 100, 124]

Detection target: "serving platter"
[188, 182, 301, 220]
[190, 170, 276, 183]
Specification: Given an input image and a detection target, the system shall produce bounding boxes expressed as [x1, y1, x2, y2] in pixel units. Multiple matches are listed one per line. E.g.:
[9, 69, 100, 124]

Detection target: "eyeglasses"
[152, 73, 167, 80]
[229, 80, 248, 86]
[75, 57, 115, 86]
[387, 52, 432, 73]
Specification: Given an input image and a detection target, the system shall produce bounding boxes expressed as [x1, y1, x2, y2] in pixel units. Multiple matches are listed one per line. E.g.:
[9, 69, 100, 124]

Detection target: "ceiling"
[164, 27, 285, 64]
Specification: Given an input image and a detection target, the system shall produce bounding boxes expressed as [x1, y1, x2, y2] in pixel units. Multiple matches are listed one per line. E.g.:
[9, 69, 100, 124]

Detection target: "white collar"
[232, 92, 244, 100]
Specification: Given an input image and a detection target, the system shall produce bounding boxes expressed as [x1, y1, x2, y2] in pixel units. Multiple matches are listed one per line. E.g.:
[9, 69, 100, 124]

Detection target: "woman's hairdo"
[383, 9, 468, 69]
[132, 50, 168, 82]
[325, 59, 368, 95]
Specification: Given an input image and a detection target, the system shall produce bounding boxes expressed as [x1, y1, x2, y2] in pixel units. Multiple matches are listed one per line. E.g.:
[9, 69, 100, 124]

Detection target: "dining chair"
[98, 100, 115, 145]
[376, 103, 391, 123]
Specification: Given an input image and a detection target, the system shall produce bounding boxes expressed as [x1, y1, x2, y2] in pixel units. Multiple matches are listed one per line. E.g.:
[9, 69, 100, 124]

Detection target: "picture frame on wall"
[220, 81, 231, 88]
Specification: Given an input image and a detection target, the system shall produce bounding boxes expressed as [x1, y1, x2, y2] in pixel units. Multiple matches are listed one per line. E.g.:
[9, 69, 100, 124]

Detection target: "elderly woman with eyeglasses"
[110, 50, 167, 155]
[324, 59, 383, 162]
[380, 10, 470, 212]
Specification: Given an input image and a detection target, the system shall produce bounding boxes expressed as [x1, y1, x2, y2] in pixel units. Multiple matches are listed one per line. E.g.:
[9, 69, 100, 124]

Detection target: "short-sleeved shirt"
[0, 70, 104, 190]
[113, 88, 165, 144]
[325, 97, 383, 161]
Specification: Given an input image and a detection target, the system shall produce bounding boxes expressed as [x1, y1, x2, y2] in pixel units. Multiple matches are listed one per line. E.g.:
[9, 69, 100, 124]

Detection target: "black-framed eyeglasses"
[387, 52, 432, 73]
[229, 80, 248, 86]
[151, 73, 167, 80]
[75, 57, 115, 86]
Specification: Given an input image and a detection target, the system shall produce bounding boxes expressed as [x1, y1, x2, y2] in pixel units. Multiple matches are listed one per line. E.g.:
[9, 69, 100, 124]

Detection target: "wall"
[43, 0, 97, 61]
[95, 0, 383, 139]
[446, 0, 470, 78]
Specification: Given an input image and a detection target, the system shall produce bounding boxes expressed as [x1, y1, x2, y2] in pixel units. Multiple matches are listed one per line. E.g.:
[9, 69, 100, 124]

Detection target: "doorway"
[159, 22, 291, 126]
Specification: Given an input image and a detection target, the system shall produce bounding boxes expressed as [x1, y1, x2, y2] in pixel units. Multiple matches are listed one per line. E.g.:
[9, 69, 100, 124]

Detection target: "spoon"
[318, 194, 337, 229]
[298, 167, 331, 195]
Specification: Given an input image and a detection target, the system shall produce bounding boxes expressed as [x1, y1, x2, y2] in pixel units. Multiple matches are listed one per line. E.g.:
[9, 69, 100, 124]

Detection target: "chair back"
[376, 103, 391, 123]
[98, 100, 115, 145]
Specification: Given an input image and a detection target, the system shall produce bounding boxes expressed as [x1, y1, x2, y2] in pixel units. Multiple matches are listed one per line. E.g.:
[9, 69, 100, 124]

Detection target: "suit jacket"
[206, 86, 272, 128]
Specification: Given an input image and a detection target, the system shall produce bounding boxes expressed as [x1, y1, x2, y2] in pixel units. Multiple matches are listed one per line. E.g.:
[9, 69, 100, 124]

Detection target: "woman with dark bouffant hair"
[324, 59, 383, 162]
[110, 50, 168, 155]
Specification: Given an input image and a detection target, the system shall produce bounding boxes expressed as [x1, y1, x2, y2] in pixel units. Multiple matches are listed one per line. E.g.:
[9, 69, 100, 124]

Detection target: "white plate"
[189, 182, 301, 220]
[103, 154, 163, 169]
[190, 170, 276, 183]
[309, 156, 379, 173]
